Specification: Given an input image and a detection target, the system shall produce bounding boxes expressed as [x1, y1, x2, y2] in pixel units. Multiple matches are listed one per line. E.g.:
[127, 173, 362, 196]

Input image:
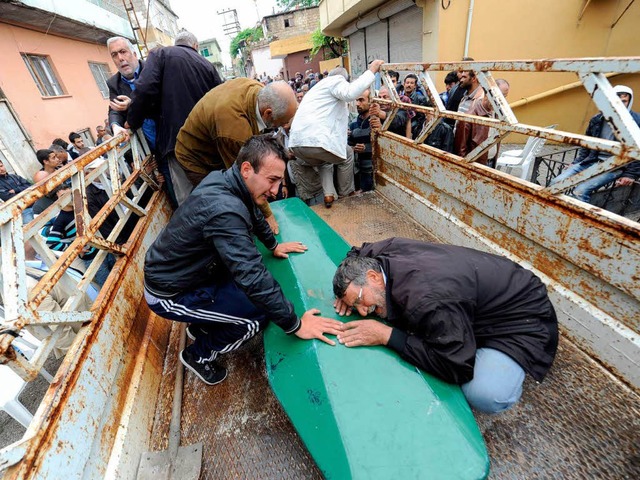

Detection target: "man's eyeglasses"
[352, 287, 363, 308]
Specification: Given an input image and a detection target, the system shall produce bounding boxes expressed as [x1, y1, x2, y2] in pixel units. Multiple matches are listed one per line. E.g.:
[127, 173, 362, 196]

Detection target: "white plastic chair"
[0, 330, 52, 429]
[0, 366, 33, 428]
[496, 124, 557, 180]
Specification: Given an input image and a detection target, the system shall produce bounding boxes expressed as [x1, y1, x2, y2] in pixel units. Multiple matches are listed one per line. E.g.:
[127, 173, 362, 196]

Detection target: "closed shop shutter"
[365, 20, 389, 63]
[349, 30, 367, 77]
[388, 5, 423, 63]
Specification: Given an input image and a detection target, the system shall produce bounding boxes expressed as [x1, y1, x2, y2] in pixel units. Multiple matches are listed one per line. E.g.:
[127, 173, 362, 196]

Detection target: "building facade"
[199, 37, 224, 72]
[129, 0, 179, 48]
[264, 6, 323, 80]
[319, 0, 640, 135]
[0, 0, 133, 178]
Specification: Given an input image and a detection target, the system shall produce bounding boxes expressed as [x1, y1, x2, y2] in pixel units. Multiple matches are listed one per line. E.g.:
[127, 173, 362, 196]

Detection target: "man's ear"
[240, 161, 252, 179]
[366, 269, 383, 286]
[263, 107, 273, 121]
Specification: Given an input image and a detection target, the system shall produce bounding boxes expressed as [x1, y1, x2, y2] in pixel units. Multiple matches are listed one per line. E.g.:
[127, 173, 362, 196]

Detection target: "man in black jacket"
[0, 159, 33, 222]
[127, 31, 223, 207]
[332, 237, 558, 414]
[144, 136, 341, 386]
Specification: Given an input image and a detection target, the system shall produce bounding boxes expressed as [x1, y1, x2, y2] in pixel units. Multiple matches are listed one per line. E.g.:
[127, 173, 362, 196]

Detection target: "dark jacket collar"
[225, 164, 259, 218]
[377, 257, 400, 322]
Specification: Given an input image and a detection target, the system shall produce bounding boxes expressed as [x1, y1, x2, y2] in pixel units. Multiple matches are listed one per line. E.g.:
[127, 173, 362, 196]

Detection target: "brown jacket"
[454, 99, 492, 164]
[175, 78, 263, 176]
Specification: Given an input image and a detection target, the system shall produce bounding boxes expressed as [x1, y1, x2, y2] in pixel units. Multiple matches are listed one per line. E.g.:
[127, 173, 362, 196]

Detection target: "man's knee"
[461, 379, 523, 414]
[461, 348, 526, 414]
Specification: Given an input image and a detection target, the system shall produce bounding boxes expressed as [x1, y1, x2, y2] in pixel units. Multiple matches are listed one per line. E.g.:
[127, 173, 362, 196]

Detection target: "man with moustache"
[332, 237, 558, 414]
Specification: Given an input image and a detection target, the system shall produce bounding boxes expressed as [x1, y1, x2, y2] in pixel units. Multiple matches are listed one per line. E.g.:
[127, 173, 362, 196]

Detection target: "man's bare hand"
[615, 177, 635, 187]
[295, 309, 343, 345]
[266, 214, 279, 235]
[109, 95, 131, 112]
[112, 124, 131, 143]
[273, 241, 307, 258]
[369, 103, 386, 119]
[333, 297, 353, 317]
[337, 320, 392, 347]
[368, 59, 385, 74]
[369, 116, 382, 131]
[354, 143, 366, 153]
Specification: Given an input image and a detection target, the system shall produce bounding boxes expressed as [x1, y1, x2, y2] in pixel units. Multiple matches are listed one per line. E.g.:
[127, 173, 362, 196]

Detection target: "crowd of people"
[3, 31, 638, 415]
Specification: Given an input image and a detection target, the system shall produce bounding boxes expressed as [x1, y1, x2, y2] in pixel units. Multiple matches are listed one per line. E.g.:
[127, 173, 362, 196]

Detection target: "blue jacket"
[0, 173, 31, 201]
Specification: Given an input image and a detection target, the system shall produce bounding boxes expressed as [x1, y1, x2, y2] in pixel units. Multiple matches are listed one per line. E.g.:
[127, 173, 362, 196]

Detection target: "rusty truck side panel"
[3, 192, 172, 479]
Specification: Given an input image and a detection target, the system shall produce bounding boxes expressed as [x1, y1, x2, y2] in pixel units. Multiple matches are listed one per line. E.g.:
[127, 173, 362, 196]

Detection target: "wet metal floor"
[150, 191, 640, 479]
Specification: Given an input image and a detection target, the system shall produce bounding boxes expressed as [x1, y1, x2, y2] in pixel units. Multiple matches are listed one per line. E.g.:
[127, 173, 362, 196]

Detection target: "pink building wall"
[0, 22, 113, 149]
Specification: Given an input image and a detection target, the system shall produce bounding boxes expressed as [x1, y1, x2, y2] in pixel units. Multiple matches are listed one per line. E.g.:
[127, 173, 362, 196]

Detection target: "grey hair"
[329, 67, 349, 80]
[333, 256, 382, 299]
[107, 36, 135, 52]
[258, 81, 293, 122]
[48, 144, 65, 153]
[175, 31, 198, 47]
[495, 78, 510, 89]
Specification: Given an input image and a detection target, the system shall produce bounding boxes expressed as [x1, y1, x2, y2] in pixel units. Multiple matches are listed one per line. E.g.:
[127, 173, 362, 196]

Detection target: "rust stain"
[7, 191, 172, 479]
[533, 60, 555, 72]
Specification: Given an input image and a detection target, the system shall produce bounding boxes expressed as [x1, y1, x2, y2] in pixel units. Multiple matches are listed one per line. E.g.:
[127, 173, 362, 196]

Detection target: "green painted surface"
[260, 198, 489, 480]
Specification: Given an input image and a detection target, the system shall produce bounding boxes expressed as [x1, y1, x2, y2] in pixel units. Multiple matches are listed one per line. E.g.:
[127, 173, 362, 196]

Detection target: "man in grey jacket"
[144, 135, 341, 385]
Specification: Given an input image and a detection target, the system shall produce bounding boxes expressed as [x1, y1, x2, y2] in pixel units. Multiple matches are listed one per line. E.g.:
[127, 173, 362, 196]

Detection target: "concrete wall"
[265, 7, 320, 40]
[283, 50, 322, 81]
[0, 23, 113, 151]
[434, 0, 640, 136]
[251, 46, 284, 79]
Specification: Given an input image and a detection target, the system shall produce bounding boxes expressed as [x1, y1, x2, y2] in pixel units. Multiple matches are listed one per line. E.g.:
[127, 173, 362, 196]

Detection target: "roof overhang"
[319, 0, 418, 37]
[0, 0, 133, 44]
[269, 34, 313, 59]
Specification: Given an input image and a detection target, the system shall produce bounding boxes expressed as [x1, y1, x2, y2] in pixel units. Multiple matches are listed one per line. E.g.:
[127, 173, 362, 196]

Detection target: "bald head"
[257, 80, 298, 129]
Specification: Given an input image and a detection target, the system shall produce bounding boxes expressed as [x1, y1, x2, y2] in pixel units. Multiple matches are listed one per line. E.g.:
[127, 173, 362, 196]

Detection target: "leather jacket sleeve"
[387, 298, 477, 385]
[204, 210, 299, 333]
[108, 77, 127, 128]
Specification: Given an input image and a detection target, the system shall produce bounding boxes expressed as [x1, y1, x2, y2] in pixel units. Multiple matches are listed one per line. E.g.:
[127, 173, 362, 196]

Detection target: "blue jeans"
[22, 207, 34, 224]
[86, 253, 116, 287]
[551, 162, 622, 203]
[461, 348, 525, 414]
[145, 280, 268, 362]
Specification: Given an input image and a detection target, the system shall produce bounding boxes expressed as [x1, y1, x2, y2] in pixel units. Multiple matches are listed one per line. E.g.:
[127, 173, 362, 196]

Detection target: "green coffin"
[260, 198, 489, 480]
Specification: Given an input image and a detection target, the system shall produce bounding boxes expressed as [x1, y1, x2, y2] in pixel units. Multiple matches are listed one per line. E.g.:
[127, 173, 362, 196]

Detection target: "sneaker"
[186, 324, 206, 341]
[180, 349, 227, 386]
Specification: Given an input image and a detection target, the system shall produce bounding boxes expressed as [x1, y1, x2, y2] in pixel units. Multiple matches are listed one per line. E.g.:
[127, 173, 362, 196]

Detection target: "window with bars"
[21, 54, 65, 97]
[88, 62, 112, 99]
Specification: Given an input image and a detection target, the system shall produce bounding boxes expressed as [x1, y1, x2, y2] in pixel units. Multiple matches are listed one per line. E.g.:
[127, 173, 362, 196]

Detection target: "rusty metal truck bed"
[148, 193, 639, 479]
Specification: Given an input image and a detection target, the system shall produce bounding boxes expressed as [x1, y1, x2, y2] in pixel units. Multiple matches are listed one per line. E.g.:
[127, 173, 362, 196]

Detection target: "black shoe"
[186, 325, 207, 341]
[180, 349, 227, 386]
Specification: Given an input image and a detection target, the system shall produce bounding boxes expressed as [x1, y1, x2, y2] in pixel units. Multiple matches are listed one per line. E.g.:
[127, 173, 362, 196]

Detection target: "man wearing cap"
[549, 85, 640, 203]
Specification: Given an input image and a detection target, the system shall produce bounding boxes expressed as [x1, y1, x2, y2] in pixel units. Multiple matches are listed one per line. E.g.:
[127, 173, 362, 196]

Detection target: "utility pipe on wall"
[509, 73, 619, 109]
[463, 0, 475, 58]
